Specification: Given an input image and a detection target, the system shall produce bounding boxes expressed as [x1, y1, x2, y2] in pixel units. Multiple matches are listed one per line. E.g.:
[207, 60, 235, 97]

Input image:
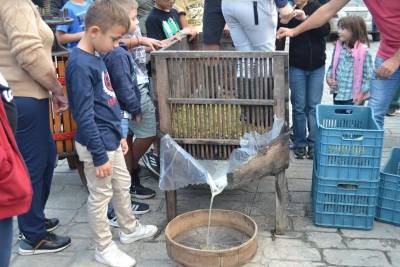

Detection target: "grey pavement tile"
[46, 184, 88, 210]
[344, 239, 398, 251]
[387, 249, 400, 266]
[340, 222, 400, 240]
[44, 208, 77, 226]
[323, 249, 390, 267]
[288, 179, 312, 192]
[267, 261, 326, 267]
[11, 254, 73, 267]
[306, 232, 345, 249]
[263, 238, 321, 262]
[291, 217, 339, 233]
[67, 223, 93, 239]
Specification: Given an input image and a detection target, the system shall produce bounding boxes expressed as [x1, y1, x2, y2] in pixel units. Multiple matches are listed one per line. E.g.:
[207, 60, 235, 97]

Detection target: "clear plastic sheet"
[159, 116, 284, 192]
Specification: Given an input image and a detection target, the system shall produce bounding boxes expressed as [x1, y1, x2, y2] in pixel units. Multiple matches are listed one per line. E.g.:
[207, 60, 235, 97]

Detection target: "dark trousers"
[333, 94, 354, 105]
[0, 218, 13, 267]
[15, 97, 56, 244]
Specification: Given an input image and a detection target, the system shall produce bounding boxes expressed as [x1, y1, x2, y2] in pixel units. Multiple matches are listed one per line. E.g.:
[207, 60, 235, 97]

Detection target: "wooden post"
[165, 190, 177, 222]
[275, 170, 288, 234]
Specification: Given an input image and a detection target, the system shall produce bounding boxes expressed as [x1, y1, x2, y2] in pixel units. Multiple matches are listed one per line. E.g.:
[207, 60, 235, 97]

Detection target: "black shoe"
[141, 150, 160, 177]
[108, 201, 151, 228]
[18, 232, 71, 255]
[45, 218, 60, 232]
[130, 184, 156, 199]
[294, 147, 306, 159]
[307, 147, 314, 160]
[18, 218, 60, 240]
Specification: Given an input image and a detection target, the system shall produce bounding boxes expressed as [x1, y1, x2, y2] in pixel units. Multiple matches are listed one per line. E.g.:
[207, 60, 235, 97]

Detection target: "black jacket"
[280, 1, 330, 70]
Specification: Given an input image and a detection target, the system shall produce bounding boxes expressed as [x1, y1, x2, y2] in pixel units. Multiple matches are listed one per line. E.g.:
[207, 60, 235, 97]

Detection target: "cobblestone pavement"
[10, 41, 400, 267]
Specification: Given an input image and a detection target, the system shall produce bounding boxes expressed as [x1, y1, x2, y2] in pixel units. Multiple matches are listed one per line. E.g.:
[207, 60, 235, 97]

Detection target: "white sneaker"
[119, 223, 158, 244]
[95, 242, 136, 267]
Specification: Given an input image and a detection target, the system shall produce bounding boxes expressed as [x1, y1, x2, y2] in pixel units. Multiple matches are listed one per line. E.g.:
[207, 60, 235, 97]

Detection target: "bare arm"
[277, 0, 349, 38]
[56, 31, 84, 45]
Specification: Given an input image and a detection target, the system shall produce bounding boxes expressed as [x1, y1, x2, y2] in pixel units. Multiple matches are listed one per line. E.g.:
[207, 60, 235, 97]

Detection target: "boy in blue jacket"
[66, 1, 157, 266]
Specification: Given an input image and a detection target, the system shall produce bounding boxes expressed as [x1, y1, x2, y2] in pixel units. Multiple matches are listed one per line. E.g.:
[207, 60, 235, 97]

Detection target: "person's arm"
[361, 52, 373, 93]
[67, 64, 109, 167]
[55, 30, 84, 45]
[174, 0, 188, 29]
[376, 48, 400, 79]
[277, 0, 349, 38]
[121, 35, 163, 51]
[104, 50, 141, 117]
[1, 4, 67, 110]
[307, 3, 331, 37]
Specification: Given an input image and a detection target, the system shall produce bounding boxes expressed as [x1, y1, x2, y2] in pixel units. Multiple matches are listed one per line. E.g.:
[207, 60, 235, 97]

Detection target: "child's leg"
[111, 146, 139, 234]
[75, 142, 114, 251]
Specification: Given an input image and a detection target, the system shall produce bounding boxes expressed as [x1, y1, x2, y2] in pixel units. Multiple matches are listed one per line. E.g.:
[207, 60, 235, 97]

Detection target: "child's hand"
[96, 160, 112, 178]
[120, 139, 129, 155]
[326, 76, 338, 91]
[353, 93, 367, 105]
[294, 9, 307, 21]
[139, 36, 165, 51]
[133, 113, 142, 123]
[223, 24, 230, 37]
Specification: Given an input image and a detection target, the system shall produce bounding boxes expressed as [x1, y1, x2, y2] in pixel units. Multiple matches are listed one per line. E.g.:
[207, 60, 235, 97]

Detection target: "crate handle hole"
[342, 134, 364, 141]
[334, 108, 353, 115]
[337, 183, 358, 190]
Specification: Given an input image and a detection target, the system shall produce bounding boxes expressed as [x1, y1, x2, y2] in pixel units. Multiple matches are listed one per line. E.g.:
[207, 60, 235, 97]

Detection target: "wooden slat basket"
[151, 35, 289, 160]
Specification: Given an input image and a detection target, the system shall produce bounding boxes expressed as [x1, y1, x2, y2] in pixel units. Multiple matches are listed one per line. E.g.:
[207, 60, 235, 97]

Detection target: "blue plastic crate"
[376, 148, 400, 225]
[313, 174, 379, 230]
[315, 105, 384, 180]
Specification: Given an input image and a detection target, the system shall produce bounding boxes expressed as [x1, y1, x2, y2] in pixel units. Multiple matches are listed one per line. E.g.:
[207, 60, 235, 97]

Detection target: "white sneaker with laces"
[95, 242, 136, 267]
[119, 223, 158, 244]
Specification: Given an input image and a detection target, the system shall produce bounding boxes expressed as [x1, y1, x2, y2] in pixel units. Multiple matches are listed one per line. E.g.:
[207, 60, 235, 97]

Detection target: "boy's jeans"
[368, 57, 400, 128]
[289, 65, 325, 149]
[75, 142, 138, 251]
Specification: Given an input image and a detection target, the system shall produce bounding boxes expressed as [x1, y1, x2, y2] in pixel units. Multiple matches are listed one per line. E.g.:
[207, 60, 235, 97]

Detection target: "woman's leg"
[305, 65, 325, 149]
[15, 98, 54, 245]
[0, 218, 13, 267]
[289, 67, 308, 151]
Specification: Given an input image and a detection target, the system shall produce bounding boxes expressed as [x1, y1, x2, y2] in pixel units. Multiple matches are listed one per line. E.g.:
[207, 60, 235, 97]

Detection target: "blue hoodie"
[66, 48, 122, 166]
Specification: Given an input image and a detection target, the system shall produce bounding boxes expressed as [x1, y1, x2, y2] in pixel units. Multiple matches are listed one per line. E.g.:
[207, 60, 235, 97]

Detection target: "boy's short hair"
[85, 0, 131, 33]
[114, 0, 139, 10]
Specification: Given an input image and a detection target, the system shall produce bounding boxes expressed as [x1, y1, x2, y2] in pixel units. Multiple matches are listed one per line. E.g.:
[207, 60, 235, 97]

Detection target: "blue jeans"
[0, 218, 13, 267]
[368, 57, 400, 128]
[15, 98, 56, 244]
[289, 66, 325, 149]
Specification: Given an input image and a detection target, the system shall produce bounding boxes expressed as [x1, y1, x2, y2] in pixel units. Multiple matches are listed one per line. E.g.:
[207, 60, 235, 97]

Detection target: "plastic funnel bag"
[227, 115, 285, 173]
[159, 135, 227, 194]
[160, 115, 284, 192]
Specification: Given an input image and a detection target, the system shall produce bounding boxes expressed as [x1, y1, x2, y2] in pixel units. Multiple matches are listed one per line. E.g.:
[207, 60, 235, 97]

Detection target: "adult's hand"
[375, 56, 400, 79]
[223, 24, 230, 37]
[52, 92, 68, 113]
[133, 113, 142, 123]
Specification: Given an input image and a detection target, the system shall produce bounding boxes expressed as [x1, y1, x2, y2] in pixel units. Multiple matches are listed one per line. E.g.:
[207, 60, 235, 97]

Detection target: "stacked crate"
[312, 105, 383, 229]
[376, 148, 400, 225]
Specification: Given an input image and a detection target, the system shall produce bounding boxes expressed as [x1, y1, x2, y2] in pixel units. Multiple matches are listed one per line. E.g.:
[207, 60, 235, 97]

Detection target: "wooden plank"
[275, 170, 289, 235]
[167, 98, 275, 106]
[152, 56, 172, 134]
[165, 190, 177, 222]
[174, 138, 240, 145]
[273, 56, 286, 120]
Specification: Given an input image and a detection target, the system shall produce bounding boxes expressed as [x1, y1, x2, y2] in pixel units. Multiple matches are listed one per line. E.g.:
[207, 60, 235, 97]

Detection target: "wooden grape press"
[152, 35, 290, 234]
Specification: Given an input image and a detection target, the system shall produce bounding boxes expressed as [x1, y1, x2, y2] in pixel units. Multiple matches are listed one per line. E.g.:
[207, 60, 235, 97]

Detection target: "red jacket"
[0, 99, 32, 219]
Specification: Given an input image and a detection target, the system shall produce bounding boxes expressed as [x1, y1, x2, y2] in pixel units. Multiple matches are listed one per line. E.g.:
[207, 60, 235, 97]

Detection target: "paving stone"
[263, 238, 321, 261]
[257, 177, 276, 193]
[267, 261, 326, 267]
[136, 260, 176, 267]
[306, 232, 345, 248]
[291, 217, 338, 233]
[46, 185, 88, 210]
[290, 192, 312, 204]
[340, 222, 400, 240]
[68, 250, 104, 267]
[67, 223, 93, 239]
[11, 254, 73, 267]
[288, 179, 312, 192]
[73, 206, 89, 223]
[345, 239, 398, 251]
[387, 249, 400, 266]
[323, 249, 390, 266]
[140, 242, 169, 260]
